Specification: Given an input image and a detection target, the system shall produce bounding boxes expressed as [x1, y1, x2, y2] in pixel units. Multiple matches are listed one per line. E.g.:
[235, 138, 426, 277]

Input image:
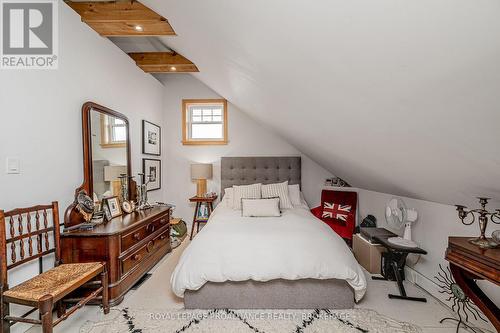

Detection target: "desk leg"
[450, 264, 500, 331]
[190, 202, 200, 240]
[387, 253, 427, 302]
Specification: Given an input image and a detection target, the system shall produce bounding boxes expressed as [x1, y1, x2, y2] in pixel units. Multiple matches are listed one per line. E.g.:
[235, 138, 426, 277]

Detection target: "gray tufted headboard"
[221, 157, 301, 194]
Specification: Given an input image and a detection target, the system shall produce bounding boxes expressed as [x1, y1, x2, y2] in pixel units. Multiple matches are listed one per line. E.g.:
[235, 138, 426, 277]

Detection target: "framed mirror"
[65, 102, 133, 227]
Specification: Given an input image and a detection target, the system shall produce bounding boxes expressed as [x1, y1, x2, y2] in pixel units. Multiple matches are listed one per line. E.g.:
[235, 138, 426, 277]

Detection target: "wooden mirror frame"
[65, 102, 133, 227]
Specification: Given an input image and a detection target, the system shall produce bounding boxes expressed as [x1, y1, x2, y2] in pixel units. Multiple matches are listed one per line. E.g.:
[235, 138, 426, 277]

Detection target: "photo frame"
[143, 158, 161, 191]
[142, 120, 161, 156]
[103, 196, 122, 218]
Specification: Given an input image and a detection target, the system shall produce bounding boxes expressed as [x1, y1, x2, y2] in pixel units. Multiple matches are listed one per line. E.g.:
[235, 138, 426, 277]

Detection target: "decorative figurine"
[435, 264, 486, 333]
[75, 190, 94, 222]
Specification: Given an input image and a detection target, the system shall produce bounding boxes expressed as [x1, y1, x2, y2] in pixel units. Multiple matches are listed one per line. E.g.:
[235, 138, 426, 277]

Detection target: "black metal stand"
[439, 317, 484, 333]
[372, 238, 428, 303]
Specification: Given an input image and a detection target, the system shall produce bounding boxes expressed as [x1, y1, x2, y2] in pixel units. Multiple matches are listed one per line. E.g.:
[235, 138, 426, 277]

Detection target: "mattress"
[171, 203, 367, 303]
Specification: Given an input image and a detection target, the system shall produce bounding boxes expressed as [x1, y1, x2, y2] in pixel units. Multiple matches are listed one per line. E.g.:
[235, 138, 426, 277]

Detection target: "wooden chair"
[0, 202, 109, 333]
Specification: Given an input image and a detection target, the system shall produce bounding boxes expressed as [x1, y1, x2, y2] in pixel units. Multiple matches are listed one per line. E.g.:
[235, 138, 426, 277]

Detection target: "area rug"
[80, 308, 421, 333]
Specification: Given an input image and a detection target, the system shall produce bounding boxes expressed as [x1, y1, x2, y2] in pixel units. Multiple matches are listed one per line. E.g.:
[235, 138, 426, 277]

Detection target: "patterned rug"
[80, 308, 421, 333]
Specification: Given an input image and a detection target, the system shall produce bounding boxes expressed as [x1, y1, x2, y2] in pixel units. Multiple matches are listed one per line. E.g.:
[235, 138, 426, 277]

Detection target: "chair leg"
[100, 269, 109, 315]
[56, 300, 66, 318]
[1, 285, 10, 333]
[38, 295, 53, 333]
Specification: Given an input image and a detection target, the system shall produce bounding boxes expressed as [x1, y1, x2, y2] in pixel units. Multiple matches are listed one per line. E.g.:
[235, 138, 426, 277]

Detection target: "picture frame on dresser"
[143, 158, 161, 191]
[142, 120, 161, 156]
[104, 196, 122, 218]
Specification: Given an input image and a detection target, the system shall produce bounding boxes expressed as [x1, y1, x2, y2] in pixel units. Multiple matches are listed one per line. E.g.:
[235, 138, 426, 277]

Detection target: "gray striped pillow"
[232, 183, 262, 210]
[261, 181, 293, 209]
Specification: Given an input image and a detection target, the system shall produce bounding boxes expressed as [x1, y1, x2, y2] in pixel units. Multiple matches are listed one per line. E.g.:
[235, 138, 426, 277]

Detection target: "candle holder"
[137, 172, 153, 210]
[455, 197, 500, 249]
[118, 173, 128, 203]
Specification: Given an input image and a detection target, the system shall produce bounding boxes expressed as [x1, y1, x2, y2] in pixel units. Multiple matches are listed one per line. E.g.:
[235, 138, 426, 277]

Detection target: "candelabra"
[118, 173, 128, 203]
[137, 172, 153, 210]
[455, 197, 500, 249]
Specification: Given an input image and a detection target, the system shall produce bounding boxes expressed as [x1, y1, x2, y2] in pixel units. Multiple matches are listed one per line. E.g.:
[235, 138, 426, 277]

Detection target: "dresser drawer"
[121, 225, 170, 275]
[121, 211, 170, 251]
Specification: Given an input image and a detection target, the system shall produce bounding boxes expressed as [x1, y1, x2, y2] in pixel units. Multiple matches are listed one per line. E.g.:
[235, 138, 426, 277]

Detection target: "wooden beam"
[129, 52, 199, 73]
[65, 1, 175, 36]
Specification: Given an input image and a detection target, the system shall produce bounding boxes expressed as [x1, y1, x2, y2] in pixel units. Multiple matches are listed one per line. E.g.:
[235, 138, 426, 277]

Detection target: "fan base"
[388, 237, 418, 248]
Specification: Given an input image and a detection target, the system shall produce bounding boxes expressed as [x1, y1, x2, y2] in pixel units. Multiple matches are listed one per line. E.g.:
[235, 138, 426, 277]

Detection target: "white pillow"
[242, 198, 281, 217]
[262, 181, 293, 209]
[223, 187, 234, 208]
[233, 183, 262, 210]
[288, 184, 302, 206]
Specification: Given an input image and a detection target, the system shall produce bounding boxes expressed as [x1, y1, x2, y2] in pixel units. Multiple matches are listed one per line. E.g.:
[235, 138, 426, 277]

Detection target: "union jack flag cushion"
[322, 202, 352, 221]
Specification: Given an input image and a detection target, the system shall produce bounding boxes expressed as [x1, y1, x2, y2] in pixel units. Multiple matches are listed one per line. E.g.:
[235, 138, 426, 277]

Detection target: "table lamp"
[191, 163, 213, 197]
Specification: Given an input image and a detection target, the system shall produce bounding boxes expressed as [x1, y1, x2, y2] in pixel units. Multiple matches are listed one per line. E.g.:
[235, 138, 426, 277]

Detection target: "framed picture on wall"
[142, 120, 161, 156]
[143, 158, 161, 191]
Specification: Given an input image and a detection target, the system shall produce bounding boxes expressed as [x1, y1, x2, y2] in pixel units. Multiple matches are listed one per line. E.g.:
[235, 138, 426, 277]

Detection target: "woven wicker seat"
[1, 202, 109, 333]
[3, 263, 103, 305]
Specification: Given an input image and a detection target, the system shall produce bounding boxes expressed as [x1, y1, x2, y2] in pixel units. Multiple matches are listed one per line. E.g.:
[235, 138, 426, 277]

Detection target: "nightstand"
[189, 195, 217, 240]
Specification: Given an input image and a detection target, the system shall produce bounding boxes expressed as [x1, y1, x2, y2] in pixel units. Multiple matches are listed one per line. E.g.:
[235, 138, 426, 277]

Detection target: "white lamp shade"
[104, 165, 127, 181]
[191, 163, 213, 180]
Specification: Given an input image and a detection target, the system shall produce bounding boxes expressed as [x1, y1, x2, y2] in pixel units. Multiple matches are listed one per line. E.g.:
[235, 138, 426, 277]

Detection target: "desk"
[445, 236, 499, 331]
[373, 235, 427, 302]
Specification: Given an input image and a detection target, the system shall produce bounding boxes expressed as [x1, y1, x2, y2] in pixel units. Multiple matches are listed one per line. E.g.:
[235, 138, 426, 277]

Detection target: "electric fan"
[385, 197, 418, 248]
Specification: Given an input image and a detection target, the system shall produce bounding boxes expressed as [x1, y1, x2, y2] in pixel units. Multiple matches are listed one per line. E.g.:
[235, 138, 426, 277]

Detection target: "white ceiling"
[140, 0, 500, 207]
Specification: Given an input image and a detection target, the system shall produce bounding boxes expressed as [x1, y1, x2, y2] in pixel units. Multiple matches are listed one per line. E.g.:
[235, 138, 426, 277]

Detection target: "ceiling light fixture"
[134, 25, 143, 32]
[170, 66, 177, 71]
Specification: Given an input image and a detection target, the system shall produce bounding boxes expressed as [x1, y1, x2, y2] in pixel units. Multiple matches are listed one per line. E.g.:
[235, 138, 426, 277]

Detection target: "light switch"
[6, 157, 20, 174]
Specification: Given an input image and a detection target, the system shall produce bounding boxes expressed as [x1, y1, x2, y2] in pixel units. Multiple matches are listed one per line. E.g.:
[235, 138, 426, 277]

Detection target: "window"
[182, 99, 228, 145]
[100, 114, 127, 148]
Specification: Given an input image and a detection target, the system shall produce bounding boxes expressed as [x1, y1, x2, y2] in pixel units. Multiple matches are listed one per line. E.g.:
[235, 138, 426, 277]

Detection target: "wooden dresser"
[61, 206, 171, 305]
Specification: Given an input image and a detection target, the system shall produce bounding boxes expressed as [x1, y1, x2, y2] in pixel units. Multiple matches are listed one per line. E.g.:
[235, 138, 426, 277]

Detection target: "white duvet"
[171, 204, 367, 302]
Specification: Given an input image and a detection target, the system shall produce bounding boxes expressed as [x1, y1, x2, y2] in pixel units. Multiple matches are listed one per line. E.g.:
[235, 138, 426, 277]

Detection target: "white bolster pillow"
[241, 198, 281, 217]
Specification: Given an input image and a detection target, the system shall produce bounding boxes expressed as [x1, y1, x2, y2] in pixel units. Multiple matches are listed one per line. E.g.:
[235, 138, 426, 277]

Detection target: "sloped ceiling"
[142, 0, 500, 207]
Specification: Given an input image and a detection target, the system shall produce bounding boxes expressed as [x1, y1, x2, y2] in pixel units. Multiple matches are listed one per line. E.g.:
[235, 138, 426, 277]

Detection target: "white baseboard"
[404, 266, 450, 305]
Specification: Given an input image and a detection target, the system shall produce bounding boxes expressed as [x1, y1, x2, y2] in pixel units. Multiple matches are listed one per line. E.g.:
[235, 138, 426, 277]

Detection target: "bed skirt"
[184, 278, 355, 309]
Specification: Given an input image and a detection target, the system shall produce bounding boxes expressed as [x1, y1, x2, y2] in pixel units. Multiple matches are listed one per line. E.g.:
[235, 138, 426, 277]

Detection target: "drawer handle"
[133, 233, 141, 241]
[147, 225, 156, 233]
[160, 234, 167, 240]
[146, 241, 154, 252]
[132, 254, 141, 261]
[160, 218, 167, 224]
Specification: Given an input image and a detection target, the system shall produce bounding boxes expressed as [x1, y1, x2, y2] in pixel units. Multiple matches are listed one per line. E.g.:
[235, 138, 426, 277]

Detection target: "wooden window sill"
[182, 140, 228, 146]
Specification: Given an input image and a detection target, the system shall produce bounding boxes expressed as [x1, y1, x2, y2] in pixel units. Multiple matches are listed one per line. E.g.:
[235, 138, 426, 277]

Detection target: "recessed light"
[170, 66, 177, 71]
[134, 25, 143, 31]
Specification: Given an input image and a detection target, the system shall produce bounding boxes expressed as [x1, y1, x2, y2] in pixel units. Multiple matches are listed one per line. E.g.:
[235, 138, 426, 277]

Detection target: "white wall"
[147, 0, 500, 209]
[159, 74, 332, 224]
[0, 3, 165, 331]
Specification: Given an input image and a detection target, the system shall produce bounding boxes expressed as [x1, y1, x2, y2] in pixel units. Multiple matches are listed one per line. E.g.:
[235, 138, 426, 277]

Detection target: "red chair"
[311, 190, 357, 244]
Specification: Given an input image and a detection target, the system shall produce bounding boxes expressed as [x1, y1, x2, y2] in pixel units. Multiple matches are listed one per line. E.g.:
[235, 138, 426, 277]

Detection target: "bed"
[171, 156, 367, 309]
